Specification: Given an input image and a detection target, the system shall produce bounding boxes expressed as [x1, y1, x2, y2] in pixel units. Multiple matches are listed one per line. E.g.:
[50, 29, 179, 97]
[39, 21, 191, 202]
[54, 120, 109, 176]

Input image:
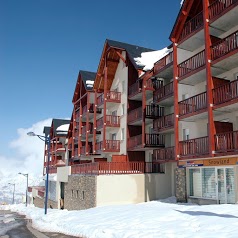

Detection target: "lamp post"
[18, 173, 28, 206]
[27, 131, 50, 215]
[8, 183, 15, 204]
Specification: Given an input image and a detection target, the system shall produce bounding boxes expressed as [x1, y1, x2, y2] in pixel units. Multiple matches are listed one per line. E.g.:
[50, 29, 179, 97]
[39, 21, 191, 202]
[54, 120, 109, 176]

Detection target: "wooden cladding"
[153, 147, 175, 161]
[211, 30, 238, 61]
[178, 50, 205, 78]
[179, 136, 209, 157]
[71, 161, 165, 175]
[154, 81, 174, 102]
[128, 79, 154, 98]
[179, 11, 204, 42]
[154, 52, 173, 74]
[179, 92, 207, 116]
[127, 107, 142, 124]
[153, 113, 174, 131]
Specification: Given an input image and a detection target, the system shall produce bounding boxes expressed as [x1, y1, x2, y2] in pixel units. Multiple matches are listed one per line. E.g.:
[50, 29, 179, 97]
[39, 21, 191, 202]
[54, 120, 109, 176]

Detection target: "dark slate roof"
[107, 39, 156, 69]
[80, 70, 96, 91]
[52, 119, 71, 136]
[43, 126, 51, 136]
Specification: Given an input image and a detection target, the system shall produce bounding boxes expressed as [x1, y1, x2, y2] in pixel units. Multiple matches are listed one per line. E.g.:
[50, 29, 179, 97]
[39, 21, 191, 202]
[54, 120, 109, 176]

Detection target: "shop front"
[179, 157, 238, 204]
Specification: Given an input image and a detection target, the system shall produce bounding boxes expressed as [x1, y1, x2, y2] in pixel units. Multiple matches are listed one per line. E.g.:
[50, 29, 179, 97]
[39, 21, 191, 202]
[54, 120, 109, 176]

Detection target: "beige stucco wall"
[96, 162, 176, 206]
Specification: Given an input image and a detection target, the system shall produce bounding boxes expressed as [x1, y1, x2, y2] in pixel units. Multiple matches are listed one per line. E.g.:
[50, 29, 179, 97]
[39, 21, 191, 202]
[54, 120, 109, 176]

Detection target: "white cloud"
[0, 118, 52, 177]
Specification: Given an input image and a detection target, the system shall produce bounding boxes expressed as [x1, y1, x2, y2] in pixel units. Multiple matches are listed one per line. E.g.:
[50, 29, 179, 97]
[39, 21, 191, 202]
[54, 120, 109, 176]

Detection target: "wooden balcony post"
[93, 90, 97, 154]
[203, 0, 215, 157]
[173, 41, 179, 162]
[103, 63, 108, 151]
[78, 100, 83, 156]
[86, 92, 90, 156]
[142, 78, 146, 147]
[72, 106, 76, 158]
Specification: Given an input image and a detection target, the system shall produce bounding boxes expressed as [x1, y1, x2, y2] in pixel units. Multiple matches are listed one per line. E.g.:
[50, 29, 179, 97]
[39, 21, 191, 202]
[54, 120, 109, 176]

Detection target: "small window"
[71, 190, 74, 197]
[82, 191, 85, 200]
[121, 128, 125, 141]
[122, 104, 125, 115]
[183, 128, 189, 140]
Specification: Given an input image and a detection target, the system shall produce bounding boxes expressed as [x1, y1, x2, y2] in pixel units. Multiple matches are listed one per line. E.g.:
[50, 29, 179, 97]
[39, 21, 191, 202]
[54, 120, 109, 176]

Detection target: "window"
[183, 128, 189, 140]
[82, 191, 85, 200]
[189, 169, 202, 197]
[121, 128, 125, 141]
[122, 104, 125, 115]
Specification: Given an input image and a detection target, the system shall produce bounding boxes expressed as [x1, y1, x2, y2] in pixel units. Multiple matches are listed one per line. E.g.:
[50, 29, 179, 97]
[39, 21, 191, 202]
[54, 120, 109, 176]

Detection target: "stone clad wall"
[175, 168, 187, 202]
[64, 175, 96, 210]
[33, 197, 58, 209]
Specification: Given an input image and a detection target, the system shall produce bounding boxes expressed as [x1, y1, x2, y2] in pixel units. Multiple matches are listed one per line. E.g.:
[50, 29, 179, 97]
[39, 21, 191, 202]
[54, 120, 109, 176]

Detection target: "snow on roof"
[86, 80, 94, 88]
[134, 47, 172, 71]
[56, 124, 69, 132]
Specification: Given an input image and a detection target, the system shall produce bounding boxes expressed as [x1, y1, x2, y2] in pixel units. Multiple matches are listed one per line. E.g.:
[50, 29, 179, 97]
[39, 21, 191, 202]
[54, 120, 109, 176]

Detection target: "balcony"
[154, 81, 174, 105]
[97, 91, 121, 108]
[96, 140, 120, 152]
[128, 79, 154, 101]
[82, 104, 102, 119]
[153, 113, 174, 132]
[215, 130, 238, 154]
[153, 147, 175, 161]
[178, 92, 207, 119]
[153, 52, 173, 78]
[213, 79, 238, 111]
[71, 161, 165, 175]
[80, 145, 93, 156]
[178, 50, 206, 84]
[96, 117, 104, 130]
[127, 107, 142, 125]
[81, 123, 93, 137]
[179, 136, 209, 158]
[127, 134, 165, 151]
[105, 115, 120, 127]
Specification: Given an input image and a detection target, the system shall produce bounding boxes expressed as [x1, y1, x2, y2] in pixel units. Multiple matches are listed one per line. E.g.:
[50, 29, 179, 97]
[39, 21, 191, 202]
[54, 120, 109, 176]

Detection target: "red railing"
[154, 81, 174, 102]
[74, 148, 78, 157]
[153, 113, 174, 131]
[153, 147, 175, 161]
[128, 134, 143, 149]
[107, 91, 121, 102]
[179, 136, 209, 157]
[145, 105, 164, 118]
[97, 93, 104, 107]
[211, 30, 238, 61]
[154, 52, 173, 73]
[215, 131, 238, 152]
[96, 117, 104, 130]
[75, 110, 80, 122]
[145, 79, 154, 89]
[128, 81, 142, 98]
[127, 107, 142, 123]
[106, 115, 120, 127]
[81, 146, 86, 155]
[145, 133, 165, 146]
[71, 162, 164, 175]
[81, 123, 93, 135]
[38, 190, 45, 197]
[209, 0, 238, 20]
[179, 92, 207, 116]
[179, 11, 204, 42]
[178, 50, 205, 78]
[96, 140, 120, 152]
[213, 79, 238, 105]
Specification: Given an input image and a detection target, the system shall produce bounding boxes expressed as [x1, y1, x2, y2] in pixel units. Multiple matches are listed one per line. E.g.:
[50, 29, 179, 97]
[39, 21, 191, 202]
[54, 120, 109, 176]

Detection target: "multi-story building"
[169, 0, 238, 204]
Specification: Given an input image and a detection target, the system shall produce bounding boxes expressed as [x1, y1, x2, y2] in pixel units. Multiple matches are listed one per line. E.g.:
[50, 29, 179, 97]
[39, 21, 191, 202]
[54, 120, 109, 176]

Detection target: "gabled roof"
[43, 126, 51, 136]
[94, 39, 156, 91]
[50, 118, 71, 137]
[72, 70, 96, 103]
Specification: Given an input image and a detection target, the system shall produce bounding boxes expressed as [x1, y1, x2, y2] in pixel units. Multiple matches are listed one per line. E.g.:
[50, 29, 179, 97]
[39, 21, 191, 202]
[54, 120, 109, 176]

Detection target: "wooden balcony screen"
[96, 140, 120, 152]
[128, 81, 142, 98]
[96, 117, 104, 129]
[154, 51, 173, 73]
[179, 136, 209, 157]
[106, 91, 121, 102]
[179, 92, 207, 116]
[179, 11, 204, 42]
[97, 93, 104, 106]
[178, 50, 205, 78]
[106, 115, 120, 127]
[145, 133, 165, 146]
[81, 124, 93, 135]
[154, 81, 174, 102]
[153, 147, 175, 161]
[71, 161, 165, 175]
[153, 113, 174, 131]
[127, 107, 142, 123]
[209, 0, 238, 20]
[213, 79, 238, 105]
[145, 105, 164, 118]
[215, 131, 238, 152]
[128, 134, 143, 149]
[211, 30, 238, 61]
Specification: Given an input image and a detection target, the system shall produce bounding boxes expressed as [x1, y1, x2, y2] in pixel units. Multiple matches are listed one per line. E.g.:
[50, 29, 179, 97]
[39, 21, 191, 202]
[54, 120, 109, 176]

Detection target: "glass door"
[226, 168, 235, 204]
[217, 168, 226, 204]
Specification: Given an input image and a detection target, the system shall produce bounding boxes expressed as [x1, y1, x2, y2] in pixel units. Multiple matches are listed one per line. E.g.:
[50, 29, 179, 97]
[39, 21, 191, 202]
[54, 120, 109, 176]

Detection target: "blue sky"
[0, 0, 181, 158]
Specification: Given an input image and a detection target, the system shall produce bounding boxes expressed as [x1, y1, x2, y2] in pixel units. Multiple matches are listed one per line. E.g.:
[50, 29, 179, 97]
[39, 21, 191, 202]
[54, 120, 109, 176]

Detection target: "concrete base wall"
[64, 175, 96, 211]
[188, 197, 217, 205]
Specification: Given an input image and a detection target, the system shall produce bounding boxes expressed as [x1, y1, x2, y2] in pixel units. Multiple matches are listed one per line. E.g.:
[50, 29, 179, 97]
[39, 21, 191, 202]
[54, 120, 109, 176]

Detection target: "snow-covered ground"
[1, 197, 238, 238]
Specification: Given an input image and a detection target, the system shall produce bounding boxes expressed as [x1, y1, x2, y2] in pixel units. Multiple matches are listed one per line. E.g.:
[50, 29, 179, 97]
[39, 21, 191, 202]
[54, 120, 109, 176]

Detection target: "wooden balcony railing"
[215, 130, 238, 152]
[81, 123, 93, 135]
[153, 113, 174, 131]
[128, 81, 142, 98]
[179, 136, 209, 157]
[179, 92, 207, 116]
[154, 81, 174, 102]
[48, 166, 57, 174]
[209, 0, 238, 20]
[96, 117, 104, 130]
[71, 162, 165, 175]
[38, 190, 45, 197]
[179, 11, 204, 42]
[213, 79, 238, 105]
[178, 50, 205, 78]
[97, 91, 121, 106]
[75, 110, 80, 122]
[106, 115, 120, 127]
[82, 105, 87, 115]
[145, 105, 164, 118]
[96, 140, 120, 152]
[127, 107, 142, 123]
[128, 134, 143, 149]
[145, 79, 154, 89]
[153, 147, 175, 161]
[97, 93, 104, 107]
[211, 30, 238, 61]
[154, 51, 173, 74]
[81, 145, 93, 155]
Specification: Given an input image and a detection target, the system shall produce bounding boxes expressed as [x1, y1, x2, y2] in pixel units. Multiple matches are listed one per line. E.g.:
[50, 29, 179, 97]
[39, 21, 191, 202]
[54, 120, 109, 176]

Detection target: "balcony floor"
[213, 100, 238, 113]
[179, 111, 208, 122]
[154, 64, 173, 79]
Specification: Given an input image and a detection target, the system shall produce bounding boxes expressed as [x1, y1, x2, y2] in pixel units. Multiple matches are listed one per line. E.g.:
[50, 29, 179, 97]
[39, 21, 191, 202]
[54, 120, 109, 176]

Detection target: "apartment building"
[168, 0, 238, 204]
